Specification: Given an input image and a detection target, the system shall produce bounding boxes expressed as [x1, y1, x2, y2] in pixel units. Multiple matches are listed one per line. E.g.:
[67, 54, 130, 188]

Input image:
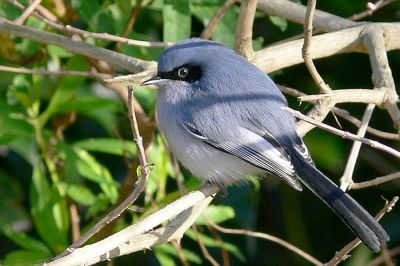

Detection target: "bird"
[141, 38, 389, 252]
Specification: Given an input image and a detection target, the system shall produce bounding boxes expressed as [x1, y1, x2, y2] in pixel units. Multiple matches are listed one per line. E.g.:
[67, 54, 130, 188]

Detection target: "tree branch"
[235, 0, 257, 58]
[46, 185, 219, 265]
[201, 0, 237, 39]
[209, 221, 323, 266]
[0, 18, 155, 73]
[351, 172, 400, 190]
[302, 0, 332, 94]
[14, 0, 42, 25]
[284, 107, 400, 158]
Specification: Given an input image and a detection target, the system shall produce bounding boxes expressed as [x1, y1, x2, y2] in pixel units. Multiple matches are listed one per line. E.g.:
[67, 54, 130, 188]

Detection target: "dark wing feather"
[181, 121, 303, 191]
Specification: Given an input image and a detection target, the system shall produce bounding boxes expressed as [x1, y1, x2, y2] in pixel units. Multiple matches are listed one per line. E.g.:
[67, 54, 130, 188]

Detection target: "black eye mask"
[158, 64, 202, 83]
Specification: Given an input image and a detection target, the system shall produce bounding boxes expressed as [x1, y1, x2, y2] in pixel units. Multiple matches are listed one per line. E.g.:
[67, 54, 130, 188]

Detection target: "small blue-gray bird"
[142, 38, 389, 251]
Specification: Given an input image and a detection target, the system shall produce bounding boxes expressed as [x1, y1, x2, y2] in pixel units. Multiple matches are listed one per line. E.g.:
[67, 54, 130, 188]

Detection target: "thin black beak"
[141, 76, 164, 86]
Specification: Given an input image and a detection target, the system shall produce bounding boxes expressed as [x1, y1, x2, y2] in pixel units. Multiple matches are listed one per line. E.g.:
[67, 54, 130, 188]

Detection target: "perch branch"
[46, 185, 219, 266]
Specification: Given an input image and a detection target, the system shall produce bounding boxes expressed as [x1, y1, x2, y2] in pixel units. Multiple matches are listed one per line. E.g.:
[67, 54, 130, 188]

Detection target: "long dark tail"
[293, 156, 389, 252]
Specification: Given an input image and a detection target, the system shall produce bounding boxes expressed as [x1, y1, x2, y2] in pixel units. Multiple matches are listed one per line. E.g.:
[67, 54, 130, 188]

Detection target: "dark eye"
[177, 67, 189, 78]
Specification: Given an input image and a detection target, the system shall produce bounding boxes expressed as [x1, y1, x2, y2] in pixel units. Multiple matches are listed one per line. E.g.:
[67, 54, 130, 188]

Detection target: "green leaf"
[67, 184, 97, 206]
[73, 138, 136, 157]
[39, 56, 87, 125]
[163, 0, 191, 42]
[71, 0, 101, 22]
[75, 148, 119, 203]
[0, 1, 21, 20]
[191, 3, 239, 48]
[3, 227, 51, 254]
[3, 249, 50, 266]
[303, 130, 345, 173]
[8, 137, 37, 165]
[92, 9, 116, 35]
[154, 245, 176, 266]
[0, 170, 29, 228]
[269, 16, 288, 31]
[195, 205, 235, 225]
[48, 45, 73, 58]
[30, 166, 69, 253]
[55, 97, 123, 114]
[185, 229, 245, 262]
[134, 86, 158, 117]
[155, 243, 202, 265]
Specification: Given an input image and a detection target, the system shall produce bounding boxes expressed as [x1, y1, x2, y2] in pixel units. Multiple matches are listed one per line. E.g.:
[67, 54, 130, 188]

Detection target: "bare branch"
[235, 0, 257, 58]
[120, 0, 143, 40]
[363, 25, 400, 133]
[14, 0, 42, 25]
[0, 64, 112, 79]
[349, 0, 397, 21]
[63, 25, 173, 48]
[253, 23, 400, 73]
[201, 0, 237, 39]
[0, 19, 155, 73]
[340, 103, 375, 191]
[351, 172, 400, 190]
[284, 107, 400, 158]
[209, 222, 323, 266]
[278, 85, 399, 140]
[255, 0, 357, 32]
[325, 196, 399, 266]
[368, 246, 400, 266]
[47, 185, 219, 265]
[302, 0, 332, 94]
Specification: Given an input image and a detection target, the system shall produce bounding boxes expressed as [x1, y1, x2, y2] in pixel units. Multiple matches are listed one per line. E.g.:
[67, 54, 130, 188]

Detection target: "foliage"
[0, 0, 399, 265]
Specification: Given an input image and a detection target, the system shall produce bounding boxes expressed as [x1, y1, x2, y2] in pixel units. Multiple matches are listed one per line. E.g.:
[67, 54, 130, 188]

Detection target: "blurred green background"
[0, 0, 399, 265]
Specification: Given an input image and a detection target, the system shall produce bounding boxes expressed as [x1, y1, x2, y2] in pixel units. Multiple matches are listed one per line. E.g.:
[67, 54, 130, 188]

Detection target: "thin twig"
[380, 242, 395, 266]
[0, 64, 112, 79]
[332, 107, 400, 141]
[6, 0, 171, 48]
[302, 0, 332, 94]
[348, 0, 397, 21]
[351, 172, 400, 190]
[193, 226, 221, 266]
[340, 103, 376, 191]
[368, 246, 400, 266]
[209, 221, 323, 266]
[14, 0, 42, 25]
[50, 85, 151, 261]
[283, 107, 400, 158]
[201, 0, 237, 39]
[119, 0, 143, 39]
[171, 240, 190, 266]
[234, 0, 257, 58]
[69, 203, 80, 242]
[325, 196, 399, 266]
[0, 19, 155, 73]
